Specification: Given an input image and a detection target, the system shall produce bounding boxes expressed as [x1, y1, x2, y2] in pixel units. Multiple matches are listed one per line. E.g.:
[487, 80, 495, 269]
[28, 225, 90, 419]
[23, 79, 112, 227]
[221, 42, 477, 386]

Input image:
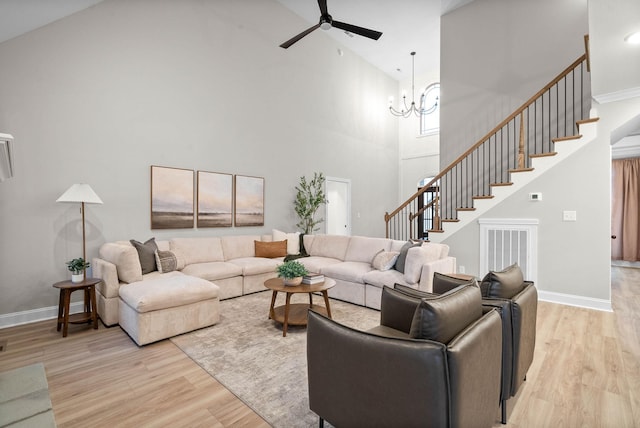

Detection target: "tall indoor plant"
[294, 172, 328, 234]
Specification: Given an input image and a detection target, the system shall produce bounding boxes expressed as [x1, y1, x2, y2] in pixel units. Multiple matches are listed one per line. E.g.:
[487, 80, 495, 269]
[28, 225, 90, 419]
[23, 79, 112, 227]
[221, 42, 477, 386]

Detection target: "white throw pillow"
[272, 229, 301, 255]
[372, 250, 400, 271]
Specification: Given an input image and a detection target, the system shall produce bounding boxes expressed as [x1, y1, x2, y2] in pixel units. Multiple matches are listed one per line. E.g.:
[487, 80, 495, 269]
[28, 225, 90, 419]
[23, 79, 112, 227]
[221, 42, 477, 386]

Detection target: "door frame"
[325, 176, 351, 236]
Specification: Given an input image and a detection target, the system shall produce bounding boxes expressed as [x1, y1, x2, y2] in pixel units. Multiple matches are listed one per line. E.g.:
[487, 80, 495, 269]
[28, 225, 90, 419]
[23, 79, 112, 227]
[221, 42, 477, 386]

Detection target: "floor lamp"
[56, 183, 104, 264]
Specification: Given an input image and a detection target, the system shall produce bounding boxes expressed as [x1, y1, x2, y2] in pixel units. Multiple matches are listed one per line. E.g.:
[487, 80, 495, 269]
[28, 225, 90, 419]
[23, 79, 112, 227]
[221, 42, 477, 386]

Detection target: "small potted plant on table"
[276, 260, 309, 286]
[66, 258, 90, 283]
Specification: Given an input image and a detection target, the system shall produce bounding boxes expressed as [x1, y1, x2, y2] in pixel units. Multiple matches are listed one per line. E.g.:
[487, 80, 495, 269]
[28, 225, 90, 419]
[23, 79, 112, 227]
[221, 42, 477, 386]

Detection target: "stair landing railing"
[386, 48, 591, 241]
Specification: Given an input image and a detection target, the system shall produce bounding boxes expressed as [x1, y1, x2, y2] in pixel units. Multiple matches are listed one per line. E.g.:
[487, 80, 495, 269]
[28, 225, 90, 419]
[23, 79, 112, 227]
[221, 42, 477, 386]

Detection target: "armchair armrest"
[307, 310, 450, 428]
[509, 282, 538, 395]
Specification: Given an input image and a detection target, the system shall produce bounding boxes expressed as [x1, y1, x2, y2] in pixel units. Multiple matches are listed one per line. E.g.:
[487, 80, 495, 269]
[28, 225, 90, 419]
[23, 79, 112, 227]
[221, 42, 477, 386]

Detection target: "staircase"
[385, 50, 596, 243]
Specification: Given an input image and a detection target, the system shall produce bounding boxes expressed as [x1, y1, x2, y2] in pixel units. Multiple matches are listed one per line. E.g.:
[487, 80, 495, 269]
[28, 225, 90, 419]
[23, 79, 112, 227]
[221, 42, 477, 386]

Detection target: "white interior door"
[325, 177, 351, 236]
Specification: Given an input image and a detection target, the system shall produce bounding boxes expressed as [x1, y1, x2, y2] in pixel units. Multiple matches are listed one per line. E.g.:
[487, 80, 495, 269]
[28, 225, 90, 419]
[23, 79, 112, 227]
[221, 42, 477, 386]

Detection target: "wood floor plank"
[1, 266, 639, 427]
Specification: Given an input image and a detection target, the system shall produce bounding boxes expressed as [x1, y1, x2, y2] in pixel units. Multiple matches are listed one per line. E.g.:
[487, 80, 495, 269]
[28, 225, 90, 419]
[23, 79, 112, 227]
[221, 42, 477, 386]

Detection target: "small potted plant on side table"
[66, 258, 90, 283]
[276, 260, 309, 286]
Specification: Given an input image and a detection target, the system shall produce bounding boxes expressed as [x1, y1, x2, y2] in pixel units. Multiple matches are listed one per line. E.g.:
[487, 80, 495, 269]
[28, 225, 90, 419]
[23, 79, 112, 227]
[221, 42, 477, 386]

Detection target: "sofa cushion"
[344, 236, 392, 263]
[221, 235, 261, 260]
[372, 250, 400, 271]
[228, 257, 281, 276]
[308, 235, 350, 260]
[119, 271, 219, 313]
[154, 250, 177, 273]
[272, 229, 301, 255]
[480, 263, 525, 299]
[320, 261, 373, 284]
[410, 283, 483, 343]
[180, 261, 243, 281]
[170, 237, 224, 264]
[363, 269, 411, 289]
[298, 256, 342, 274]
[254, 240, 287, 258]
[403, 246, 441, 284]
[423, 242, 449, 258]
[99, 243, 142, 284]
[394, 241, 422, 273]
[130, 238, 158, 274]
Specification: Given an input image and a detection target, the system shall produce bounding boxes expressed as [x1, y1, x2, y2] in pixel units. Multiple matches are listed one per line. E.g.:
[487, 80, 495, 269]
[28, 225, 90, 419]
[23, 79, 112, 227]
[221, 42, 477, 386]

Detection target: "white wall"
[0, 0, 399, 317]
[439, 0, 620, 307]
[440, 0, 589, 166]
[397, 69, 441, 201]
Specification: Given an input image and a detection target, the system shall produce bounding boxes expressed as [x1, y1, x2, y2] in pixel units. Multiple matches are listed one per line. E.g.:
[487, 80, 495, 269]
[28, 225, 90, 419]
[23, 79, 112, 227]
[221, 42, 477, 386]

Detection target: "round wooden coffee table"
[264, 277, 335, 337]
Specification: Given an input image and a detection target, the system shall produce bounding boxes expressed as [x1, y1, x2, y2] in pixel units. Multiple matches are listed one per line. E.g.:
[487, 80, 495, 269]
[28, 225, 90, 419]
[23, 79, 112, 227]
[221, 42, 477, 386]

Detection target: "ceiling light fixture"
[625, 31, 640, 44]
[389, 52, 438, 118]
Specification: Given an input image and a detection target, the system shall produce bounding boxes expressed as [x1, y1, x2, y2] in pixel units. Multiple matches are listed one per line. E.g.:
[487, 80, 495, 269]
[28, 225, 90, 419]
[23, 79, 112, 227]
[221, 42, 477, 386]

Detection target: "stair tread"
[457, 207, 476, 211]
[442, 219, 460, 223]
[428, 229, 444, 233]
[553, 134, 582, 142]
[508, 167, 534, 173]
[490, 182, 513, 187]
[577, 117, 599, 125]
[530, 152, 557, 158]
[473, 195, 494, 199]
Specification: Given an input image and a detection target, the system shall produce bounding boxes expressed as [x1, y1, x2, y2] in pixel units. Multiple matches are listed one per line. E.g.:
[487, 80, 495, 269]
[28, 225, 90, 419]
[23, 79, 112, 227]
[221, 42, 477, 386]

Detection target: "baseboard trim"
[0, 302, 85, 329]
[538, 290, 612, 312]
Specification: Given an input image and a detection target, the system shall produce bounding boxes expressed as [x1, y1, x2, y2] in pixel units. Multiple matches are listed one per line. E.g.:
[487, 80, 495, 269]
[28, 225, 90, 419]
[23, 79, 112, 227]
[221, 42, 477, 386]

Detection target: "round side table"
[53, 277, 101, 337]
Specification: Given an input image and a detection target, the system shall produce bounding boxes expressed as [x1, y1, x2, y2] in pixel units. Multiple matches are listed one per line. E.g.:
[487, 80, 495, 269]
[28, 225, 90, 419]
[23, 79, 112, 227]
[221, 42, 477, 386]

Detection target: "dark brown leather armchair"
[425, 267, 538, 424]
[307, 283, 503, 428]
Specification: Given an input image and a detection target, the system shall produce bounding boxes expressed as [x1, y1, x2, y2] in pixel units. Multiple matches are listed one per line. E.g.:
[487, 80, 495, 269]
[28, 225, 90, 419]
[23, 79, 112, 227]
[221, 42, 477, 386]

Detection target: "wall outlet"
[458, 266, 466, 274]
[563, 210, 577, 221]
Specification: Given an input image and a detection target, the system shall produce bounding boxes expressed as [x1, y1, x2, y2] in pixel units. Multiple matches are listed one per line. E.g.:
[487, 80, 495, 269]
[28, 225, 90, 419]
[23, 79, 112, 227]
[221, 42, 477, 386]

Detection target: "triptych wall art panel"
[150, 166, 194, 229]
[150, 166, 264, 229]
[197, 171, 233, 228]
[234, 175, 265, 227]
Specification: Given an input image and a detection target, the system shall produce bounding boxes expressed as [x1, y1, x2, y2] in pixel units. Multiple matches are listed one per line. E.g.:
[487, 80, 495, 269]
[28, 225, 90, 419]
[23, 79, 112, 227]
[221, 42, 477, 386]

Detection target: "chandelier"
[389, 52, 438, 118]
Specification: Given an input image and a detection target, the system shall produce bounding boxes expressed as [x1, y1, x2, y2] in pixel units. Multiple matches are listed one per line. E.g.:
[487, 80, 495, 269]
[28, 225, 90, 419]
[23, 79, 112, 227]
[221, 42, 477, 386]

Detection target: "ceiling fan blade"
[331, 20, 382, 40]
[280, 23, 322, 49]
[317, 0, 328, 16]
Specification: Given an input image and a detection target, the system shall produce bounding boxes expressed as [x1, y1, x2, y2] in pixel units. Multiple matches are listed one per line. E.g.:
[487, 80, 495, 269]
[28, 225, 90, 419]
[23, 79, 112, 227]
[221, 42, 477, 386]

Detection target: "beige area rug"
[171, 290, 380, 428]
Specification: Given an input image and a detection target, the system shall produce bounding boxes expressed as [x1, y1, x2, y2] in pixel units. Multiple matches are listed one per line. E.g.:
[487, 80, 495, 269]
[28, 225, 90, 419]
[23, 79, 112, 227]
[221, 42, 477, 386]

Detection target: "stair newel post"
[518, 112, 526, 169]
[434, 196, 441, 231]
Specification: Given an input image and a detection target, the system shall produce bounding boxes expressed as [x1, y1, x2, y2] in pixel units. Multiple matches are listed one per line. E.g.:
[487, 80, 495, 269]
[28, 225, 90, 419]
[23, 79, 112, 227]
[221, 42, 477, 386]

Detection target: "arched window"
[420, 82, 440, 136]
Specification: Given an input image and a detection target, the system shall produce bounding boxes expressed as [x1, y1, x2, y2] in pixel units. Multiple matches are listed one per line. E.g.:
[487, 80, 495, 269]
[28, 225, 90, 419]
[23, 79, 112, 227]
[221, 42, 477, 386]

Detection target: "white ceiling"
[0, 0, 103, 44]
[0, 0, 473, 82]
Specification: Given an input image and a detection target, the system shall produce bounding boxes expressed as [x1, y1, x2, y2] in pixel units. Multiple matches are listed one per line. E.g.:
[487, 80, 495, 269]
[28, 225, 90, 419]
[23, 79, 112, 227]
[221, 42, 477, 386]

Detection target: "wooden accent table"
[53, 277, 101, 337]
[264, 277, 336, 337]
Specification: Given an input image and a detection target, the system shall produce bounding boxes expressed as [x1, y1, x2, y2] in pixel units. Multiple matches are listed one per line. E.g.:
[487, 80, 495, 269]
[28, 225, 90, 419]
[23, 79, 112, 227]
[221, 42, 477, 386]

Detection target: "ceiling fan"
[280, 0, 383, 49]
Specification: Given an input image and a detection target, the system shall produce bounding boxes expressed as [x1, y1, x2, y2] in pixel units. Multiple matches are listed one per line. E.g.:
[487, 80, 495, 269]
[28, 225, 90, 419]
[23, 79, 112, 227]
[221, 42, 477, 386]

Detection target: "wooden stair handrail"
[386, 53, 587, 221]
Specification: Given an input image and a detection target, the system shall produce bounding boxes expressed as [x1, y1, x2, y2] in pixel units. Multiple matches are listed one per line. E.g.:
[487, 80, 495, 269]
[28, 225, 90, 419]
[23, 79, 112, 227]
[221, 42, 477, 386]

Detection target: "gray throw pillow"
[394, 241, 421, 273]
[409, 283, 482, 343]
[480, 263, 524, 299]
[155, 250, 177, 273]
[130, 238, 158, 275]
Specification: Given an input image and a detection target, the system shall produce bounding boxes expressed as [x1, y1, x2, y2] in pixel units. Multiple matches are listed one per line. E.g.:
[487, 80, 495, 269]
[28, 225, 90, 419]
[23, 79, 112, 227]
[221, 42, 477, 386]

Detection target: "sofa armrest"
[92, 258, 121, 299]
[417, 256, 457, 292]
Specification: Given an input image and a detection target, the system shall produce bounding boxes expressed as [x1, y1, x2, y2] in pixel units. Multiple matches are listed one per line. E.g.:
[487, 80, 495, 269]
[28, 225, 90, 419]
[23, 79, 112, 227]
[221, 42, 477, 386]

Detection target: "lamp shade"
[56, 183, 103, 204]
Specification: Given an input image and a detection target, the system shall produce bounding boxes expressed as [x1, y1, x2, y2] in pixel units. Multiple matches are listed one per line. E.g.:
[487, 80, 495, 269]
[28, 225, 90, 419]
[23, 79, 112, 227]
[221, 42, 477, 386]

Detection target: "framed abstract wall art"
[150, 165, 194, 229]
[197, 171, 233, 227]
[234, 175, 264, 227]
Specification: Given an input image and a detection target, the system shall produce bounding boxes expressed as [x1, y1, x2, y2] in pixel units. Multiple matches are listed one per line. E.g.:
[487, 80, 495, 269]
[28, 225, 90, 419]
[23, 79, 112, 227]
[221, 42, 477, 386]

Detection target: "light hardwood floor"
[1, 266, 638, 427]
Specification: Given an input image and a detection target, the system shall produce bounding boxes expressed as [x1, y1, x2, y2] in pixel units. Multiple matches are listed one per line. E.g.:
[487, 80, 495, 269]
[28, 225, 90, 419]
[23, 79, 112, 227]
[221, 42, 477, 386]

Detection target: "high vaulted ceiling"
[0, 0, 474, 82]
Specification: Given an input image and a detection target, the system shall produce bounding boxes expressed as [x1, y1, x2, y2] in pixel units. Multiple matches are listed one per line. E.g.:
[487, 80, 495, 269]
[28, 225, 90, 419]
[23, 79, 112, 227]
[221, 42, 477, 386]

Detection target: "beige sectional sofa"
[299, 234, 456, 309]
[92, 232, 456, 344]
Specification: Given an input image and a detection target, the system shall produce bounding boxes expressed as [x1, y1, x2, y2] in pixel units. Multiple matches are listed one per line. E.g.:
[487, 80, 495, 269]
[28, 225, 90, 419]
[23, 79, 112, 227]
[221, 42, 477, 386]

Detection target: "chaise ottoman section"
[118, 271, 220, 346]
